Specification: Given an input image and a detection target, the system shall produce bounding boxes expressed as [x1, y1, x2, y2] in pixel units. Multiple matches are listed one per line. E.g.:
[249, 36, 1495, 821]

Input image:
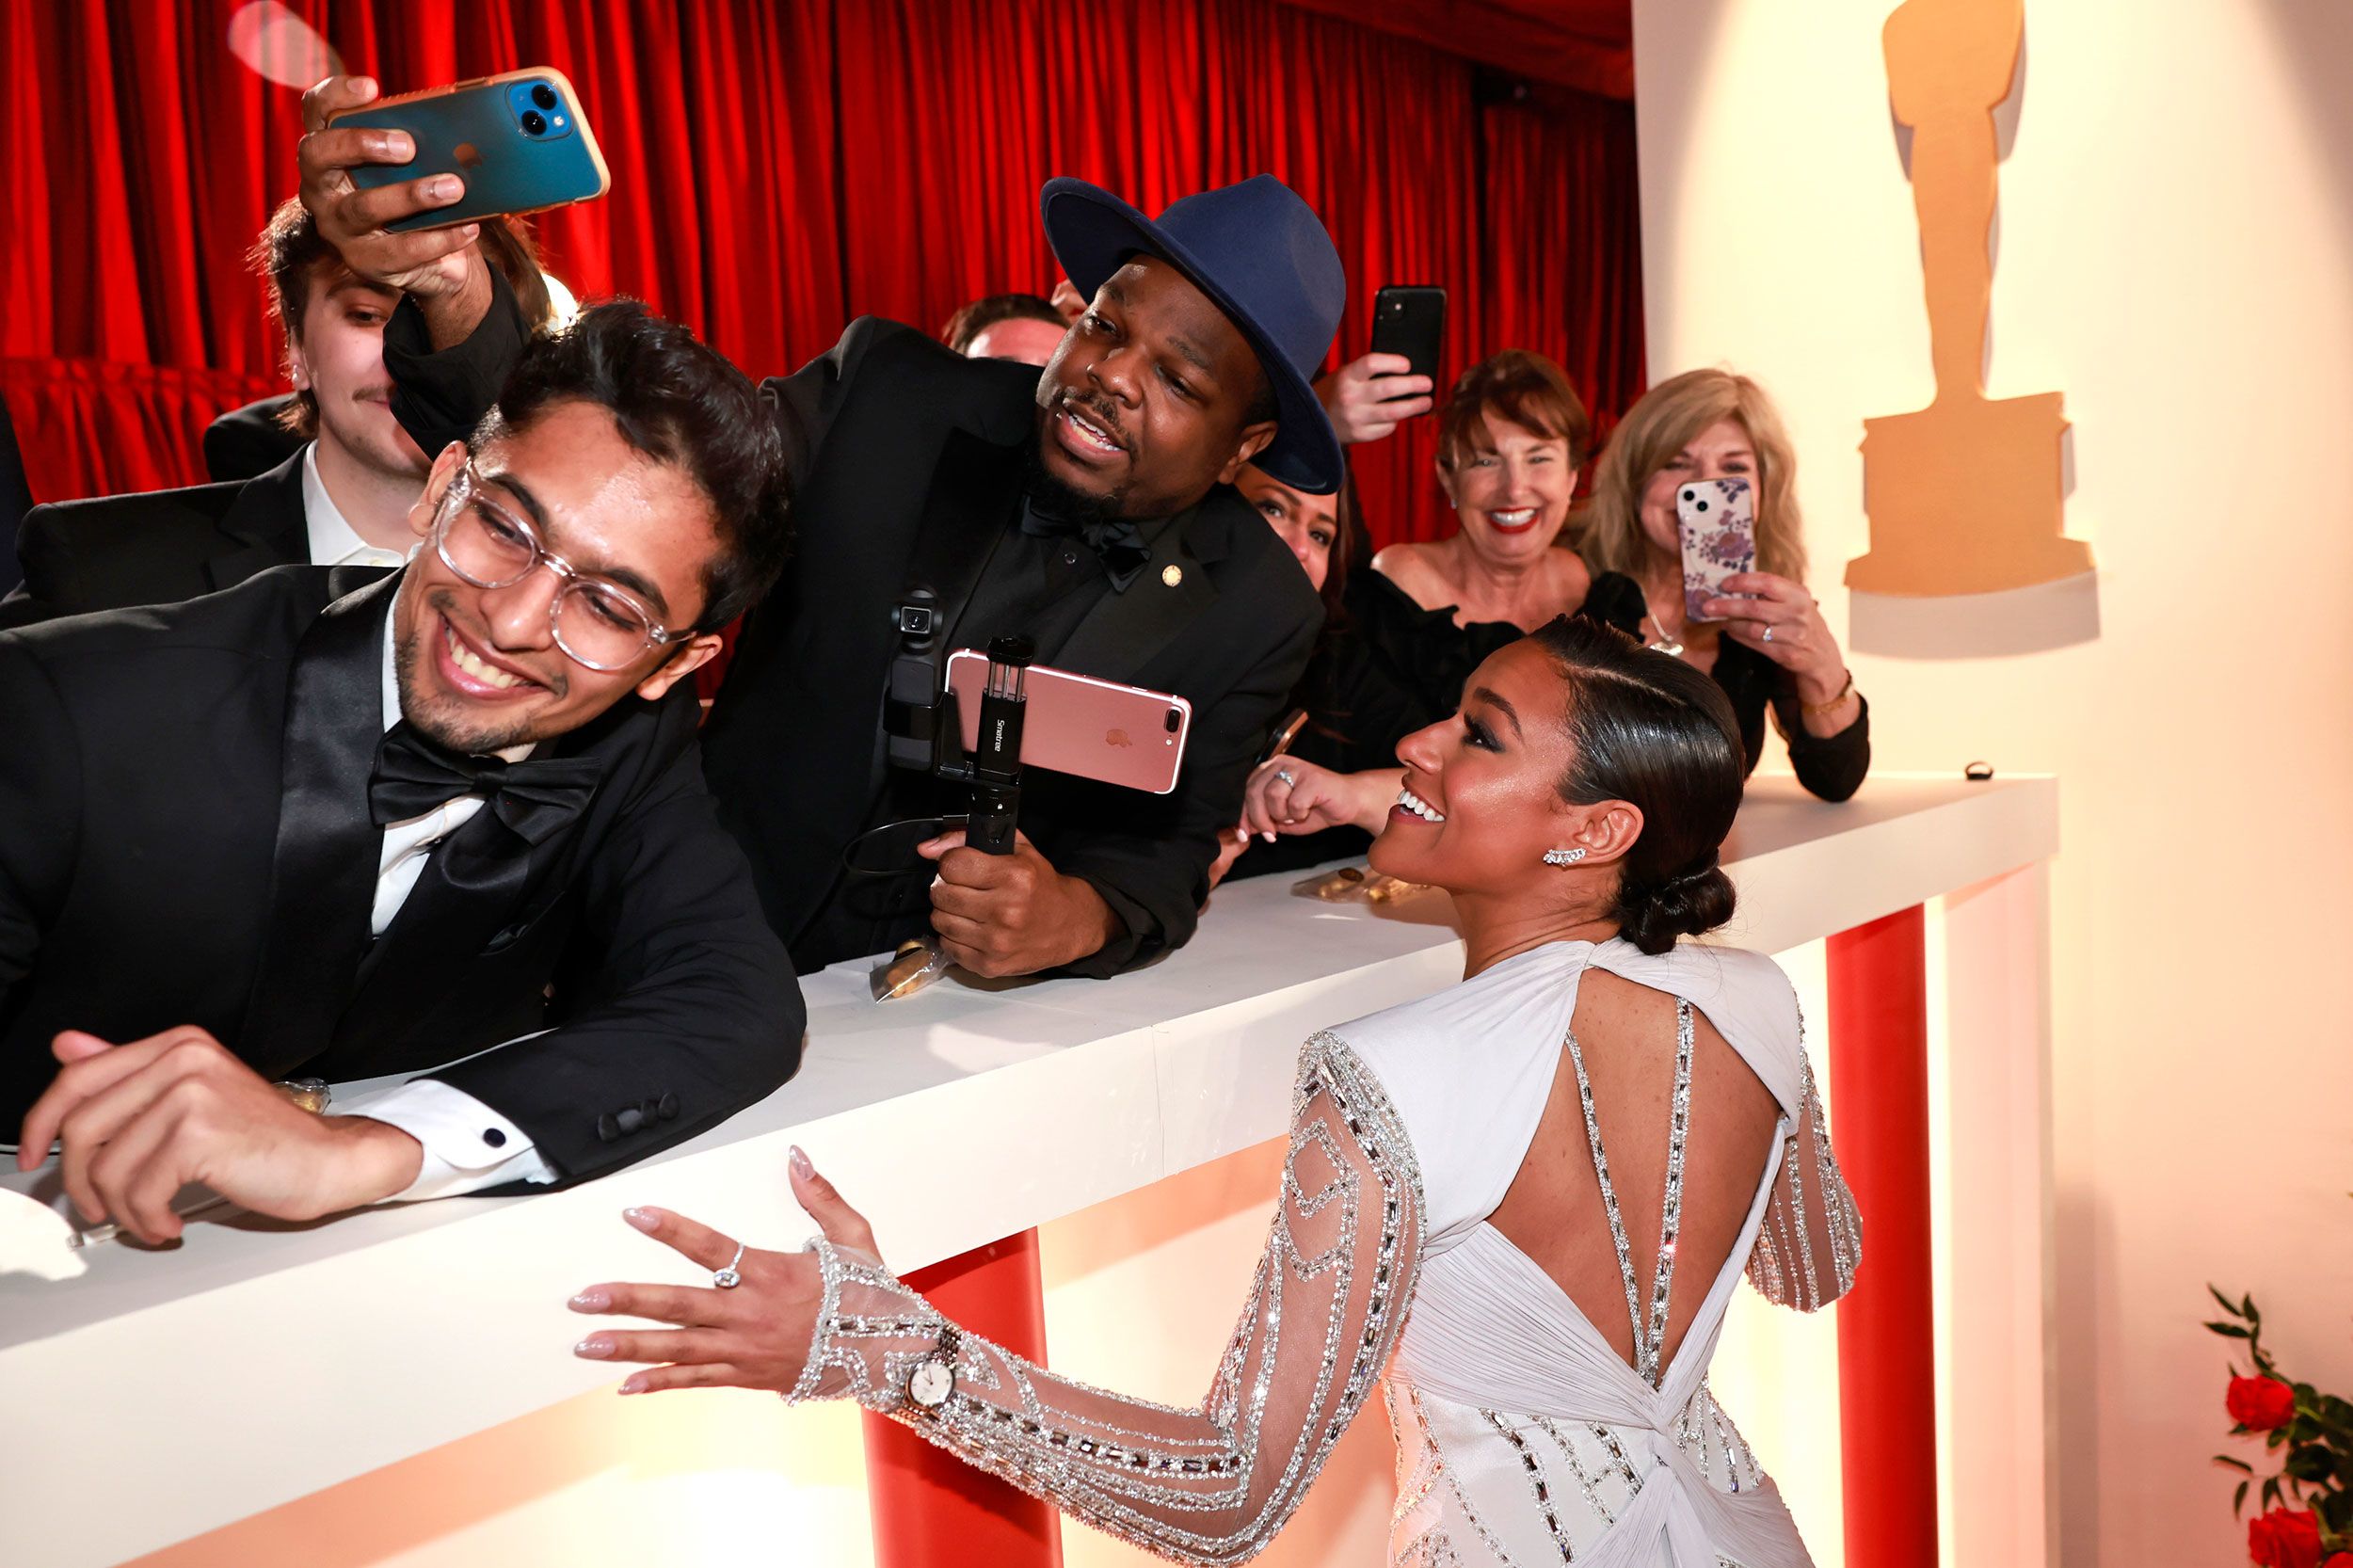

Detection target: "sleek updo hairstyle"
[1530, 616, 1744, 953]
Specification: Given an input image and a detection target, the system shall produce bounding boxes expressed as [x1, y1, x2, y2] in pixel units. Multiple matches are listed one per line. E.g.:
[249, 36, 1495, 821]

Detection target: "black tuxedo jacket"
[205, 393, 307, 483]
[0, 396, 30, 597]
[384, 290, 1322, 978]
[0, 451, 311, 630]
[0, 567, 805, 1173]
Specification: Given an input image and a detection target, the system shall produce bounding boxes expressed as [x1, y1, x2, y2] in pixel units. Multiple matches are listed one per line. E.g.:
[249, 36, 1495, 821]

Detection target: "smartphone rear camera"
[505, 79, 578, 141]
[1164, 708, 1183, 734]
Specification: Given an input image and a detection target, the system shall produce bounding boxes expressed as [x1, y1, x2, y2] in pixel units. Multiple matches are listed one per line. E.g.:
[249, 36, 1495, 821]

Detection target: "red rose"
[2230, 1375, 2298, 1431]
[2248, 1508, 2322, 1568]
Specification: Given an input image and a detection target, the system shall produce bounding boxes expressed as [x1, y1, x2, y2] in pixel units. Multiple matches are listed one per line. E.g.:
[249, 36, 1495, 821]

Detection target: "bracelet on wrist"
[1801, 670, 1857, 717]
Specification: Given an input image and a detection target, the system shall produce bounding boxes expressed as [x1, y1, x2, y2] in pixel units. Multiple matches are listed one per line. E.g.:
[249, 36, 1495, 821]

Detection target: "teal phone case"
[337, 72, 608, 232]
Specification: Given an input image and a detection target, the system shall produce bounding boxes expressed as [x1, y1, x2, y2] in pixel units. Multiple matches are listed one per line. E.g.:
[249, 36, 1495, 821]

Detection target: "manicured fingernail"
[574, 1337, 613, 1358]
[355, 76, 376, 94]
[457, 223, 480, 240]
[569, 1289, 608, 1311]
[789, 1145, 813, 1180]
[1261, 832, 1276, 843]
[623, 1207, 659, 1232]
[618, 1375, 648, 1395]
[427, 176, 459, 200]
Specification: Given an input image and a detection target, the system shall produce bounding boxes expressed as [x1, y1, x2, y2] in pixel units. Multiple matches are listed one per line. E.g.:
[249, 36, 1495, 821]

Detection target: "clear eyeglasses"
[431, 460, 694, 672]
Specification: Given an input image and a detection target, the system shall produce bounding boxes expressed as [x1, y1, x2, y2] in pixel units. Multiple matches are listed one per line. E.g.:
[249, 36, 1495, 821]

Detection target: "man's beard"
[1027, 392, 1135, 523]
[392, 589, 549, 756]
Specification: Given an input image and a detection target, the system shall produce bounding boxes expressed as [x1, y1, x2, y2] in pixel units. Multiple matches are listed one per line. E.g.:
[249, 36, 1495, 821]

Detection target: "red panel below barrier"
[1828, 905, 1939, 1567]
[861, 1227, 1063, 1568]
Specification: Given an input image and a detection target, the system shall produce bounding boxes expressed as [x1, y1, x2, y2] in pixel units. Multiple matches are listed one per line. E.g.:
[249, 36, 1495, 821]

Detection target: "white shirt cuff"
[343, 1080, 559, 1201]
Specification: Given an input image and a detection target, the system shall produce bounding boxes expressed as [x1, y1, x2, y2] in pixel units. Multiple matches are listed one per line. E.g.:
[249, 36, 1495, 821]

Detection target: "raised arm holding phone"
[298, 74, 1345, 980]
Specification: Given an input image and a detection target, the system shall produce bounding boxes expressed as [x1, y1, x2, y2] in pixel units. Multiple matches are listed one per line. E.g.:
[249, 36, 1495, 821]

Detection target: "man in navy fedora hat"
[302, 83, 1344, 978]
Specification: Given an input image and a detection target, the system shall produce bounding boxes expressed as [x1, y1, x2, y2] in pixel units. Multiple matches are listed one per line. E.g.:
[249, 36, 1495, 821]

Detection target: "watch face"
[907, 1357, 955, 1410]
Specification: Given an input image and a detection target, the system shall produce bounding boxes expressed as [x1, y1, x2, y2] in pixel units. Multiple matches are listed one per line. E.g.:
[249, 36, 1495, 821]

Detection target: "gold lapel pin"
[1161, 564, 1184, 587]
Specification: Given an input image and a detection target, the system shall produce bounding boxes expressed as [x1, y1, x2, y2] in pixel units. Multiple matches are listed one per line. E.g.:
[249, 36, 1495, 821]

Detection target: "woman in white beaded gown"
[567, 616, 1861, 1567]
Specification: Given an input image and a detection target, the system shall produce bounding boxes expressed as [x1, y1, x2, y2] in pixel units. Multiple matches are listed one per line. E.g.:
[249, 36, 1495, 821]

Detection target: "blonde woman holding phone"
[1577, 368, 1869, 802]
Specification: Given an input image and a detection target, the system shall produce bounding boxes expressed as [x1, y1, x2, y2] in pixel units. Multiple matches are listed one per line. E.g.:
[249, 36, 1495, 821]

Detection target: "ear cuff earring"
[1543, 847, 1587, 867]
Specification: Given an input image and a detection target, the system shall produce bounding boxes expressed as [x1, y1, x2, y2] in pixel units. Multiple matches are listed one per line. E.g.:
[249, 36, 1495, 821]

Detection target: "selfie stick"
[968, 634, 1032, 855]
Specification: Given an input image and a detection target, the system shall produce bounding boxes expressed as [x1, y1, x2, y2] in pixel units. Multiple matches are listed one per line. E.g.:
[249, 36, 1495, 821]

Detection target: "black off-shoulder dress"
[1579, 570, 1870, 803]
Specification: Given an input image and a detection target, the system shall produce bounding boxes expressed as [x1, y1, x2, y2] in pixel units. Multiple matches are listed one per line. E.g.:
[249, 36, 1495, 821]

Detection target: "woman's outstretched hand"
[1241, 758, 1398, 840]
[568, 1146, 878, 1397]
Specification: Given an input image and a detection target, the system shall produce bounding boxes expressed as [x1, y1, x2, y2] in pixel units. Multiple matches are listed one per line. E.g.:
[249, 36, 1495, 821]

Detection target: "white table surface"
[0, 773, 2057, 1568]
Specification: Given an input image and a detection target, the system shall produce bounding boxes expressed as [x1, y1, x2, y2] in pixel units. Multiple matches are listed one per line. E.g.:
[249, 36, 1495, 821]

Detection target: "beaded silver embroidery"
[1482, 1411, 1577, 1561]
[1562, 999, 1696, 1387]
[1398, 1525, 1465, 1567]
[1408, 1385, 1520, 1565]
[1533, 1416, 1622, 1527]
[785, 1032, 1424, 1565]
[1741, 1016, 1863, 1313]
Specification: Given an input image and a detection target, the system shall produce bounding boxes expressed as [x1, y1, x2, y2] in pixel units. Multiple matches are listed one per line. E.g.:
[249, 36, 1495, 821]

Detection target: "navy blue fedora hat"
[1040, 174, 1347, 495]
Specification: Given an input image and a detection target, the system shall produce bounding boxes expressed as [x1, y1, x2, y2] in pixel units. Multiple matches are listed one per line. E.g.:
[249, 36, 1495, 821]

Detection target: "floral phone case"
[1677, 475, 1756, 623]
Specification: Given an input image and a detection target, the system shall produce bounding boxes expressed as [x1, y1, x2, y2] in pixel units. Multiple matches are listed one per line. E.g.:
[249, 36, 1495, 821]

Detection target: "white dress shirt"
[300, 443, 412, 569]
[333, 616, 561, 1200]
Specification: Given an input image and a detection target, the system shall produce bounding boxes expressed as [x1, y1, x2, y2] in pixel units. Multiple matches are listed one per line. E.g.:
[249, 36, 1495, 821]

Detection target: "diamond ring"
[713, 1241, 745, 1289]
[1761, 625, 1775, 643]
[1274, 768, 1297, 787]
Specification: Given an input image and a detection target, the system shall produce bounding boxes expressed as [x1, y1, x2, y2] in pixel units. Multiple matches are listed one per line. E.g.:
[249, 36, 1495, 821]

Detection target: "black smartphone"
[1369, 285, 1446, 388]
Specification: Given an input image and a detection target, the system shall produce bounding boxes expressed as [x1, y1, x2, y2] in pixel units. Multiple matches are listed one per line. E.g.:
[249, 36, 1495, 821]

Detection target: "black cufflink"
[483, 1128, 507, 1149]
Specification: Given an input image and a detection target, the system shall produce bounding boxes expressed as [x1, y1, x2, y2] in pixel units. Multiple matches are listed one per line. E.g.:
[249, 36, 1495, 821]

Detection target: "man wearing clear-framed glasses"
[0, 302, 805, 1243]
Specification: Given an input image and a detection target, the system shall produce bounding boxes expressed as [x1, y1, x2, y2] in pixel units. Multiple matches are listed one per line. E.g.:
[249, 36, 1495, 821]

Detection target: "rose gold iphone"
[945, 650, 1192, 794]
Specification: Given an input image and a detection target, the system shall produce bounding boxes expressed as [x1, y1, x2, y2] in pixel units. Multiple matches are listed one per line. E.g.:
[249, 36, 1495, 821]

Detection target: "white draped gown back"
[787, 937, 1859, 1566]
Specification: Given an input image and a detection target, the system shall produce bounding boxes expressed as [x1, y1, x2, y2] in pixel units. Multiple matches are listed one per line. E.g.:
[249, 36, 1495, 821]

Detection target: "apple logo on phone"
[1106, 728, 1133, 749]
[454, 142, 487, 170]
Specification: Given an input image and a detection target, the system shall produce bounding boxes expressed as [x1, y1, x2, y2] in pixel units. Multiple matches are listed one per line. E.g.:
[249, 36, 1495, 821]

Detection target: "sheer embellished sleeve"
[785, 1032, 1424, 1564]
[1744, 1045, 1863, 1312]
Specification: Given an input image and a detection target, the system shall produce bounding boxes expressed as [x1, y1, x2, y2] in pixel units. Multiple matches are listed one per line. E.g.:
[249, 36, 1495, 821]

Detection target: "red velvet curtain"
[1481, 94, 1648, 463]
[1, 0, 1641, 548]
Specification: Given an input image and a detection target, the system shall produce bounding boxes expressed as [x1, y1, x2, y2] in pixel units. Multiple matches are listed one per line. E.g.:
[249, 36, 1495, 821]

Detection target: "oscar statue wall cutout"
[1849, 0, 2094, 600]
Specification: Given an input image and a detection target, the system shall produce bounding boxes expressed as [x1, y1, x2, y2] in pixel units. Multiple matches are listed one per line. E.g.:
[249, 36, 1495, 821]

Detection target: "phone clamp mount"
[957, 633, 1032, 856]
[847, 596, 1031, 877]
[853, 613, 1032, 1002]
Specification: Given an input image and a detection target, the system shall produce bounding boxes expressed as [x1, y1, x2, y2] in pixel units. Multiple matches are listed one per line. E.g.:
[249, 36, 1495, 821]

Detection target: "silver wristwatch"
[905, 1323, 962, 1411]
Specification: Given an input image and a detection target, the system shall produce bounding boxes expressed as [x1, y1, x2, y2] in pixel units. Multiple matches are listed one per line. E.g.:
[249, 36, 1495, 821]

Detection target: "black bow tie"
[1019, 502, 1153, 591]
[369, 722, 602, 846]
